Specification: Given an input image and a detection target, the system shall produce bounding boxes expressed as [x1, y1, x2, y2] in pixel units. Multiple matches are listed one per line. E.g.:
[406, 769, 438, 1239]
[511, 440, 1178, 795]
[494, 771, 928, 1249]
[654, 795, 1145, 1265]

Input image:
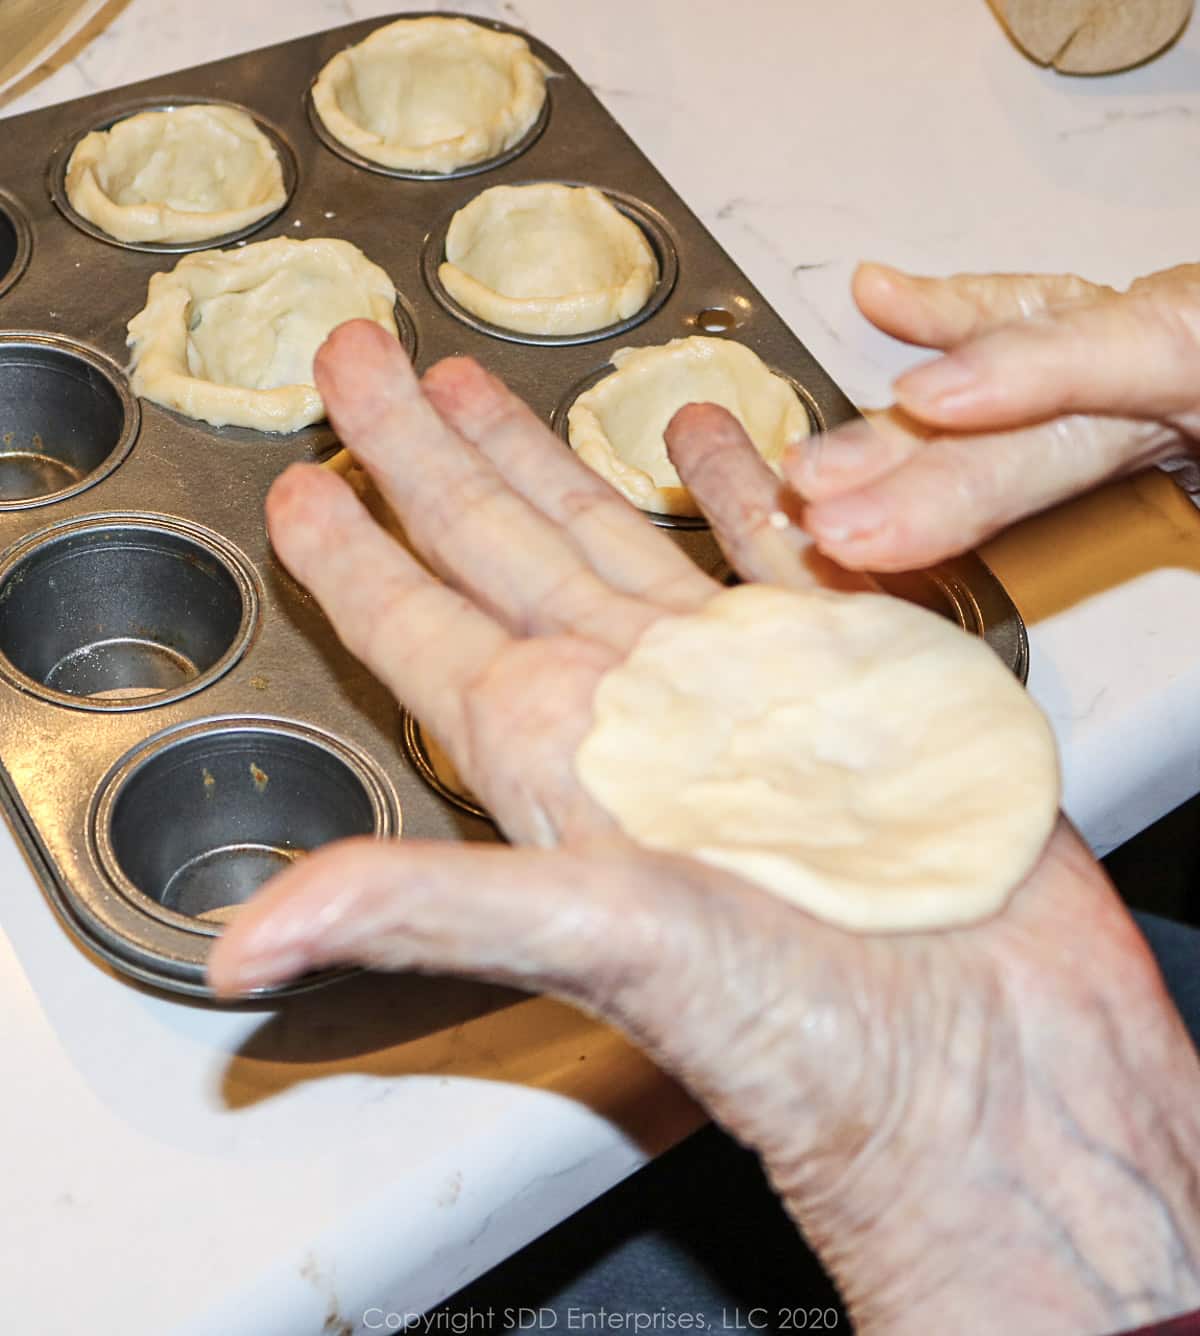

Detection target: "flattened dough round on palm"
[65, 104, 286, 244]
[568, 337, 811, 516]
[311, 16, 547, 173]
[576, 585, 1059, 933]
[127, 236, 397, 433]
[439, 183, 658, 336]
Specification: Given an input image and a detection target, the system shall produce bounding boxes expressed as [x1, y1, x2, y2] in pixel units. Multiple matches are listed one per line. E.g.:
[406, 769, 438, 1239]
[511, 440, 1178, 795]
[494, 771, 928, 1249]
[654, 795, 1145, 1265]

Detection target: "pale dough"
[575, 584, 1059, 933]
[439, 183, 658, 336]
[568, 337, 811, 517]
[311, 16, 548, 173]
[65, 104, 287, 244]
[127, 236, 398, 433]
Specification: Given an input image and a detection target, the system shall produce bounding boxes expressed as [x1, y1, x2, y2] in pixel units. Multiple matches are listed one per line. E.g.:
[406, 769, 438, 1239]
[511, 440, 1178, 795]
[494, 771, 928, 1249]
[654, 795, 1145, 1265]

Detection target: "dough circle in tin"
[438, 183, 659, 336]
[65, 104, 288, 245]
[127, 236, 398, 433]
[567, 336, 811, 517]
[311, 16, 548, 173]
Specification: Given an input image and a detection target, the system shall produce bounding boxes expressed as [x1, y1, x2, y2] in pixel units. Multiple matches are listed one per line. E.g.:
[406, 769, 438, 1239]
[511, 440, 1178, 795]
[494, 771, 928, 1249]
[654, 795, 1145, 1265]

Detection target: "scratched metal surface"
[0, 12, 1025, 996]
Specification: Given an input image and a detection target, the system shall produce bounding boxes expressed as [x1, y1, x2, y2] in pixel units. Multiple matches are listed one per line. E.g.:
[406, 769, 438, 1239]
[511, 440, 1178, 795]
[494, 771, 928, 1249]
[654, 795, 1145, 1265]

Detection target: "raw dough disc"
[575, 584, 1059, 933]
[567, 337, 811, 517]
[439, 183, 658, 336]
[311, 16, 548, 173]
[65, 104, 287, 244]
[127, 236, 398, 433]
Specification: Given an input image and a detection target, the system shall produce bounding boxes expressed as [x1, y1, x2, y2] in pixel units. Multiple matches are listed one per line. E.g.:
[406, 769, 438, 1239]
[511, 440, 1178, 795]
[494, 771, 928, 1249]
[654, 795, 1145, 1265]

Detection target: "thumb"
[208, 836, 685, 1005]
[893, 285, 1200, 430]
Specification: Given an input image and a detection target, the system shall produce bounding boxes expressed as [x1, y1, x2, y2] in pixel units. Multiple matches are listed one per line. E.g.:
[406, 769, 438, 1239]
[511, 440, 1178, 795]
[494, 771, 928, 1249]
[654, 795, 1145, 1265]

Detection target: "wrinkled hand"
[795, 262, 1200, 571]
[210, 321, 1200, 1334]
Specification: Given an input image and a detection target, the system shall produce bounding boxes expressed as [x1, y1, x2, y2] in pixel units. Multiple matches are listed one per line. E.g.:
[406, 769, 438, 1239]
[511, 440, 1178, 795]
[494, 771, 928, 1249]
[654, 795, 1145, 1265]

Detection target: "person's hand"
[792, 261, 1199, 572]
[210, 322, 1200, 1334]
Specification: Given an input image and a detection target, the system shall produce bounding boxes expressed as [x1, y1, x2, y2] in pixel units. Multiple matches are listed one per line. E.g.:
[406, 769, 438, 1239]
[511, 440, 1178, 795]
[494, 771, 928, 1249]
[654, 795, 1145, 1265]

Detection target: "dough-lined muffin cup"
[310, 16, 548, 174]
[64, 104, 288, 246]
[437, 182, 659, 337]
[127, 236, 398, 433]
[567, 337, 813, 518]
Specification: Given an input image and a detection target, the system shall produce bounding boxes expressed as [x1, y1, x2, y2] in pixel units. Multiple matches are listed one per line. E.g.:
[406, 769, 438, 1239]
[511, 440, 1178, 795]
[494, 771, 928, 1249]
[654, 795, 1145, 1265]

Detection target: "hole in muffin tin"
[46, 97, 299, 254]
[0, 335, 139, 507]
[694, 307, 738, 334]
[0, 516, 257, 711]
[400, 709, 492, 822]
[551, 356, 825, 530]
[306, 75, 552, 181]
[93, 720, 396, 927]
[0, 192, 32, 300]
[421, 183, 680, 346]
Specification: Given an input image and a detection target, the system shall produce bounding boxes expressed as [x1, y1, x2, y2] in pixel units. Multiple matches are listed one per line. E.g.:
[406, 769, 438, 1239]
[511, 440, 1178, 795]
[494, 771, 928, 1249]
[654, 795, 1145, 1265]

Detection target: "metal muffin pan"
[0, 11, 1028, 998]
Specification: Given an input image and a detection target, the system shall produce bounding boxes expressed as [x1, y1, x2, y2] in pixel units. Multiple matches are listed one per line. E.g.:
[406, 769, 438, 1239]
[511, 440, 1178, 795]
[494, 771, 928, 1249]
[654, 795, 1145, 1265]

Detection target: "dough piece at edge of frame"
[988, 0, 1193, 73]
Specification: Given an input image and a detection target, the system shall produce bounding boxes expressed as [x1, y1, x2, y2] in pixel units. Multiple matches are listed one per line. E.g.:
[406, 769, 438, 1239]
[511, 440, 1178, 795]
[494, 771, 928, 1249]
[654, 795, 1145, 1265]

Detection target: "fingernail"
[895, 355, 977, 407]
[807, 491, 887, 543]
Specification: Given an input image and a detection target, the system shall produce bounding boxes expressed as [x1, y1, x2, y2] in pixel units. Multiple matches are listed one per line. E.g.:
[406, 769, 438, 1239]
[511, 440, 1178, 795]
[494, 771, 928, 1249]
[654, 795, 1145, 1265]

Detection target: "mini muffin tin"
[0, 12, 1029, 998]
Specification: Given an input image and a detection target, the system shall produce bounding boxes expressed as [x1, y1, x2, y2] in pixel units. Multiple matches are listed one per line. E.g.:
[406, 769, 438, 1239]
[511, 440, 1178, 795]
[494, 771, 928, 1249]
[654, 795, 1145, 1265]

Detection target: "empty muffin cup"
[0, 335, 138, 506]
[0, 193, 32, 300]
[94, 719, 397, 924]
[0, 516, 256, 710]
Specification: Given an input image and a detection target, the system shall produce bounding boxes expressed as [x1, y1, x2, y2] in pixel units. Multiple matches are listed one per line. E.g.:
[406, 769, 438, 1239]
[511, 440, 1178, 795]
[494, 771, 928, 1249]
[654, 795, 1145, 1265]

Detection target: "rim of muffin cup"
[0, 190, 33, 301]
[421, 183, 680, 347]
[90, 715, 398, 939]
[550, 354, 825, 530]
[46, 96, 299, 254]
[0, 333, 140, 509]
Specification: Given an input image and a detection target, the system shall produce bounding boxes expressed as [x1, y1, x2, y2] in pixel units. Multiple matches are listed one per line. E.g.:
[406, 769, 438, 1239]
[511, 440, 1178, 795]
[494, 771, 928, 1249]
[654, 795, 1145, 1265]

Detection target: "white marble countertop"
[4, 0, 1200, 1331]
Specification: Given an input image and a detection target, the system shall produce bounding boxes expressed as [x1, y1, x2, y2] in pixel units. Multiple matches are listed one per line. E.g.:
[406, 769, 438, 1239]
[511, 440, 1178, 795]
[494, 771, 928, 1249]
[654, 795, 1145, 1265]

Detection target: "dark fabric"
[436, 911, 1200, 1330]
[1134, 911, 1200, 1051]
[434, 1123, 844, 1331]
[1117, 1309, 1200, 1336]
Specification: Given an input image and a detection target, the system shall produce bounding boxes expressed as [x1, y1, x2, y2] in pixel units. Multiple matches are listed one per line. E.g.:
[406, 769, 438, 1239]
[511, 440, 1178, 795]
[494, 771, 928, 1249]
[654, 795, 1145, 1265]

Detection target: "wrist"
[779, 879, 1200, 1334]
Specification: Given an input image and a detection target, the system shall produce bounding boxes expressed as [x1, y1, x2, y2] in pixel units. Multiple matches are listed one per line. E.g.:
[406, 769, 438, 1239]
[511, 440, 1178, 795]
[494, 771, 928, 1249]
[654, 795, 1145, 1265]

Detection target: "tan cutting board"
[0, 0, 106, 94]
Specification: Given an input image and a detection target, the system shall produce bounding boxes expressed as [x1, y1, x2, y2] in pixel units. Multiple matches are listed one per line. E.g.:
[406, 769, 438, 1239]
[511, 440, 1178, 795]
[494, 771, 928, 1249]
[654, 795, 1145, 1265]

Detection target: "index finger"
[855, 263, 1112, 351]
